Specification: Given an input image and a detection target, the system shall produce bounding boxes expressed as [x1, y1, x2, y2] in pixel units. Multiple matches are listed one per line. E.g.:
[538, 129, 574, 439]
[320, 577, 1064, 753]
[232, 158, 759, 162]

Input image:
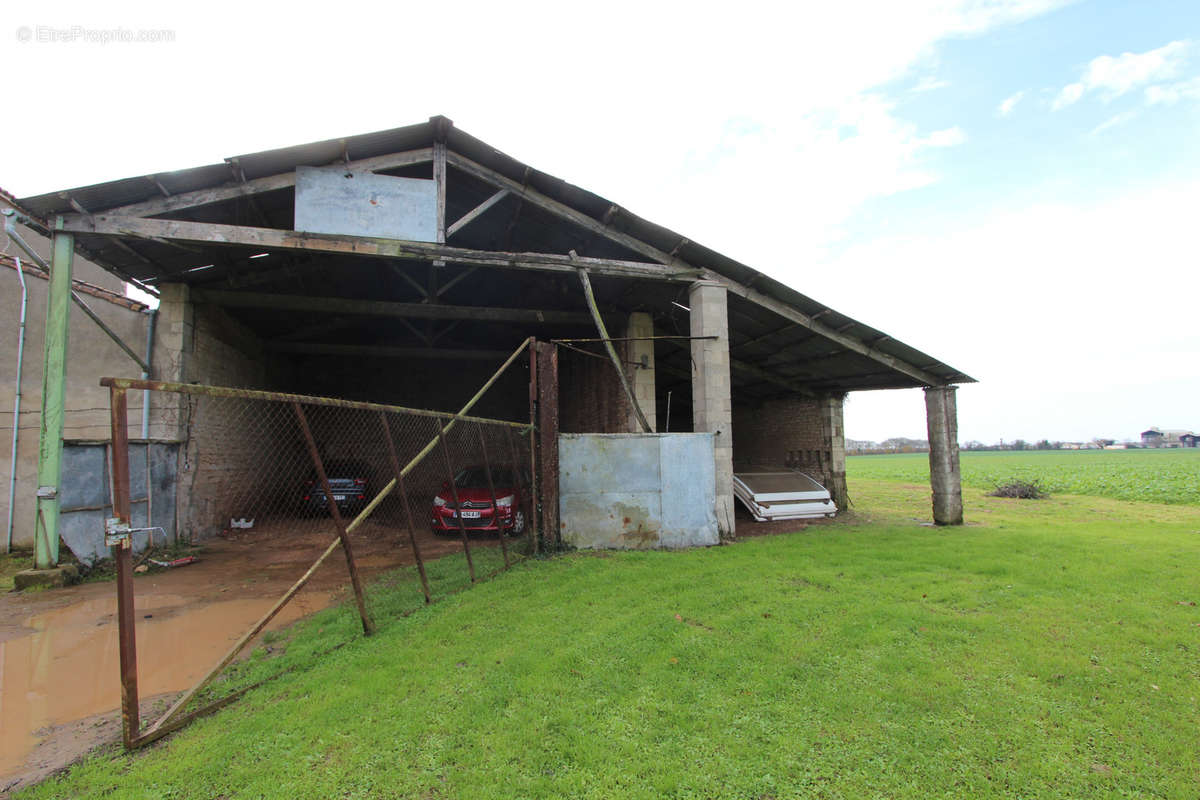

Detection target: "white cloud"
[1053, 40, 1191, 109]
[1052, 82, 1086, 109]
[1145, 75, 1200, 105]
[911, 76, 951, 93]
[922, 127, 968, 147]
[997, 90, 1025, 116]
[828, 180, 1200, 442]
[1089, 110, 1137, 135]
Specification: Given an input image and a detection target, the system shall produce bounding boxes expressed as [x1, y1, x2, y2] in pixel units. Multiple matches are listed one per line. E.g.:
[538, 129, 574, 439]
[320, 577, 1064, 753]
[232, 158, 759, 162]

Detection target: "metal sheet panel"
[558, 433, 717, 550]
[58, 442, 179, 566]
[294, 165, 437, 242]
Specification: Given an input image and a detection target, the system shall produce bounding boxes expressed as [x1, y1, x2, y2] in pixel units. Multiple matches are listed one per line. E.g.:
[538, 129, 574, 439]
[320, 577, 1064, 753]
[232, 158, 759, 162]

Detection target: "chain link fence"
[103, 341, 537, 748]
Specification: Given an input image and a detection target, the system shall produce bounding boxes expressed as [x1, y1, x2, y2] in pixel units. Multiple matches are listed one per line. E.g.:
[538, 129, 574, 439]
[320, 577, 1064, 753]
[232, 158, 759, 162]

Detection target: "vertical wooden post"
[292, 403, 375, 635]
[437, 422, 476, 582]
[379, 413, 431, 603]
[433, 140, 447, 244]
[111, 386, 140, 748]
[535, 341, 560, 548]
[34, 228, 74, 569]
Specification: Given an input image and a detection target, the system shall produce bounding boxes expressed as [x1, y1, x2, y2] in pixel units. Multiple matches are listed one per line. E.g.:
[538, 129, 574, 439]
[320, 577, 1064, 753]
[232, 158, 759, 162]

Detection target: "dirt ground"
[0, 519, 498, 794]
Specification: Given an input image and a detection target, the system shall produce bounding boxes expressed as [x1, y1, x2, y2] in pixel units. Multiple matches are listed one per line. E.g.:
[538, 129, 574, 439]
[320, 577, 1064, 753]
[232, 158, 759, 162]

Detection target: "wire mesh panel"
[101, 340, 536, 748]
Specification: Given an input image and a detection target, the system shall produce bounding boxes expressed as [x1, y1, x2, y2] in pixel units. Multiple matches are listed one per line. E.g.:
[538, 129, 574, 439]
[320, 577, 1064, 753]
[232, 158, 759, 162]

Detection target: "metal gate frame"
[103, 339, 537, 749]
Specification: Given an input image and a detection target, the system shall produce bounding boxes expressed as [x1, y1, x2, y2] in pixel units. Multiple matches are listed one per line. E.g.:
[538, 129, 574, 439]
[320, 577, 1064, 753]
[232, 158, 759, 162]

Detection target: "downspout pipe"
[141, 309, 157, 438]
[6, 255, 28, 553]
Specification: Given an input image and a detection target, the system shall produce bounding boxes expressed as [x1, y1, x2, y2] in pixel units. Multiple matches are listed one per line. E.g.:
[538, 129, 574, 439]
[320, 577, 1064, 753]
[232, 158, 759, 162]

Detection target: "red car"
[431, 465, 528, 536]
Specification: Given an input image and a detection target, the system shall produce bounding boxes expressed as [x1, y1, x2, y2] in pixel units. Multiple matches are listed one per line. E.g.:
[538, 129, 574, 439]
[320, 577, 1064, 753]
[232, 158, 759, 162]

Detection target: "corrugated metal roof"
[14, 116, 973, 388]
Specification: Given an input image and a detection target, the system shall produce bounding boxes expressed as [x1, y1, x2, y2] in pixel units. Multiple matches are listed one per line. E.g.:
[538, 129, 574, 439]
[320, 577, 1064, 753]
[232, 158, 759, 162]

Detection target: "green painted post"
[33, 226, 74, 569]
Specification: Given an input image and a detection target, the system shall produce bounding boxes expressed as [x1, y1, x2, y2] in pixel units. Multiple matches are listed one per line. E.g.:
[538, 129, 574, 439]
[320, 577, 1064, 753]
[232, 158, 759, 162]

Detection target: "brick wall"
[558, 345, 631, 434]
[732, 393, 848, 508]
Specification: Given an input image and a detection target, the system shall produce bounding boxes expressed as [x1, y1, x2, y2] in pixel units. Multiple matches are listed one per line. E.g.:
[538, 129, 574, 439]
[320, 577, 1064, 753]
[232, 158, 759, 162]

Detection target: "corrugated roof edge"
[15, 115, 974, 385]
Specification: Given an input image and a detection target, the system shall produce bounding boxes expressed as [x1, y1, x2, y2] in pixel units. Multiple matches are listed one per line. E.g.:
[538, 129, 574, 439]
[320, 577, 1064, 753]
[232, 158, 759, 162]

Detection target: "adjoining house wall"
[732, 394, 848, 509]
[0, 226, 152, 549]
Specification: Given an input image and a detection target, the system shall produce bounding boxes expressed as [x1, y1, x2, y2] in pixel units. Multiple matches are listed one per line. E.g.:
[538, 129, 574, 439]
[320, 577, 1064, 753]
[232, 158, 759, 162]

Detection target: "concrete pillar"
[151, 283, 193, 440]
[689, 280, 734, 538]
[924, 385, 963, 525]
[821, 394, 849, 510]
[625, 312, 656, 432]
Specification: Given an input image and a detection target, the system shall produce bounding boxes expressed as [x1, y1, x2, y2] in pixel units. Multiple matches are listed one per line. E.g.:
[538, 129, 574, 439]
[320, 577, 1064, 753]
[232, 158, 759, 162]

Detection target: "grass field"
[19, 475, 1200, 799]
[849, 448, 1200, 505]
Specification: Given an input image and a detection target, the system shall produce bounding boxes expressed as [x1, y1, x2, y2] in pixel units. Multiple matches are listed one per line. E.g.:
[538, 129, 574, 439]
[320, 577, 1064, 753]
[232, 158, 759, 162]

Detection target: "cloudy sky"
[3, 0, 1197, 444]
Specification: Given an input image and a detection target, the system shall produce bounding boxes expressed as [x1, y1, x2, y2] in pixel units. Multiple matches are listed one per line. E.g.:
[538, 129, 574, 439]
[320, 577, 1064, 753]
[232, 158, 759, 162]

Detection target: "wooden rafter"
[446, 150, 946, 386]
[446, 189, 509, 238]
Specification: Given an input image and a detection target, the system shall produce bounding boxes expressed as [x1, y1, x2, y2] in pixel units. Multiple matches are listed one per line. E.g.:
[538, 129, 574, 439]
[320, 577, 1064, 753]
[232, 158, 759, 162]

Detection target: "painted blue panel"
[295, 166, 437, 242]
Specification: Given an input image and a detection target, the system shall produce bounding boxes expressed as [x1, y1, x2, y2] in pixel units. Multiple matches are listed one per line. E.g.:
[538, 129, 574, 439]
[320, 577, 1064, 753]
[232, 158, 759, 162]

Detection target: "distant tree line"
[847, 438, 1136, 455]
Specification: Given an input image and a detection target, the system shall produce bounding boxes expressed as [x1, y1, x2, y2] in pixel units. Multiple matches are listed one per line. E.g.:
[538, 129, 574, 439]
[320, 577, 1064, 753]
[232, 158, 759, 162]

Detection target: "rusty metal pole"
[110, 386, 140, 748]
[536, 341, 560, 549]
[436, 421, 476, 583]
[476, 424, 510, 569]
[503, 425, 530, 550]
[527, 337, 540, 554]
[379, 413, 432, 603]
[292, 403, 375, 636]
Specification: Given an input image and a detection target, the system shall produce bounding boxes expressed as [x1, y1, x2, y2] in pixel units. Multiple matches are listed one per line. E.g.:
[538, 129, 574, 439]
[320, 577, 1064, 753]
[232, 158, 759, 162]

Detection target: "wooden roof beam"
[191, 288, 596, 326]
[59, 215, 702, 282]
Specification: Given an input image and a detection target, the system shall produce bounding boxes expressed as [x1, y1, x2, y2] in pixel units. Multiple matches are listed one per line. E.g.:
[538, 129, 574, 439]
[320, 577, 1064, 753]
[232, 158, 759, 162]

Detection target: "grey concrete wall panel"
[559, 433, 718, 550]
[294, 166, 437, 242]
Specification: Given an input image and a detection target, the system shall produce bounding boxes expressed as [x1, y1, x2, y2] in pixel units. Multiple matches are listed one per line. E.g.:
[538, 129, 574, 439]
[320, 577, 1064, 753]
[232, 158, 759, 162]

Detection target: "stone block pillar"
[689, 280, 734, 538]
[924, 385, 963, 525]
[151, 283, 193, 440]
[821, 394, 849, 510]
[625, 312, 656, 432]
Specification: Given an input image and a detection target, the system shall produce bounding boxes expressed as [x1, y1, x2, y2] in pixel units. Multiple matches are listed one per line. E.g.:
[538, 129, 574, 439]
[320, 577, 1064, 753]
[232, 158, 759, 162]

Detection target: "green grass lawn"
[19, 483, 1200, 799]
[849, 448, 1200, 505]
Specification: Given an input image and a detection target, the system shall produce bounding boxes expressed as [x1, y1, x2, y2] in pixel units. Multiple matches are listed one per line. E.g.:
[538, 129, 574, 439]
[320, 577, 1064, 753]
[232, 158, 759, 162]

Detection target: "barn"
[8, 115, 973, 571]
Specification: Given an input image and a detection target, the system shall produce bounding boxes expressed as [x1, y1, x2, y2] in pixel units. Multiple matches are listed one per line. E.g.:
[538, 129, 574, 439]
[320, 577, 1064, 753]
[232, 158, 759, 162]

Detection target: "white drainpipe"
[6, 254, 28, 553]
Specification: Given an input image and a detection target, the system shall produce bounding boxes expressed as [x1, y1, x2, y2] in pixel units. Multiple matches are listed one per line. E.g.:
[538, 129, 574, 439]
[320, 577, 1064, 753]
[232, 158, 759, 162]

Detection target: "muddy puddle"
[0, 589, 331, 780]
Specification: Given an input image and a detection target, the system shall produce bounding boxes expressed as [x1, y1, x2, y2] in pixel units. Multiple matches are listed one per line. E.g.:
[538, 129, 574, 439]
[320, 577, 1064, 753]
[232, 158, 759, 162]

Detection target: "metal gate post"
[379, 412, 432, 603]
[292, 403, 375, 636]
[476, 424, 509, 569]
[535, 341, 560, 548]
[436, 422, 476, 582]
[110, 386, 140, 747]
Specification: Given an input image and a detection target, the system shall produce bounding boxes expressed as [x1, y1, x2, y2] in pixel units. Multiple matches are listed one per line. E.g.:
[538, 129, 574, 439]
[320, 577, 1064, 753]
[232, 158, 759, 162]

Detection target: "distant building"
[1141, 428, 1196, 448]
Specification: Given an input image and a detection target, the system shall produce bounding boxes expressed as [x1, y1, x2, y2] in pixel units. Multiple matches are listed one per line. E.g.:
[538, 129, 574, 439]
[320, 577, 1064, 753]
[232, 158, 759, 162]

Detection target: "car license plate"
[461, 511, 481, 519]
[333, 495, 346, 501]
